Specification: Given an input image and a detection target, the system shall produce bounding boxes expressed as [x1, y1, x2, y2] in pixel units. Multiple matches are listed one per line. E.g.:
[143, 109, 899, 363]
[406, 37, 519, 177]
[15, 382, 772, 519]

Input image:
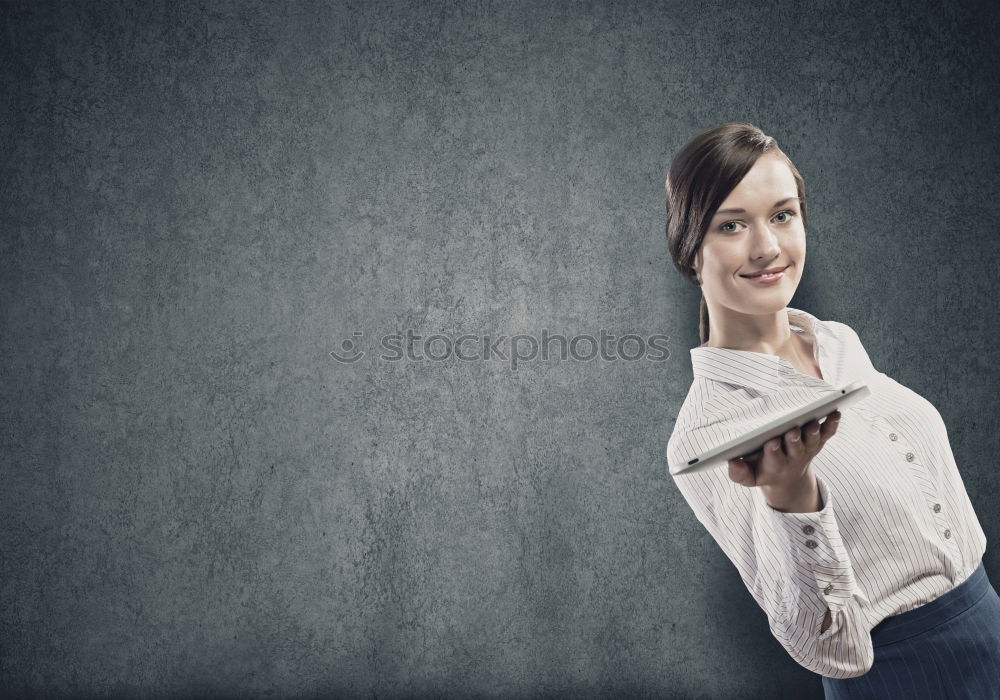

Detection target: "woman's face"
[692, 152, 805, 316]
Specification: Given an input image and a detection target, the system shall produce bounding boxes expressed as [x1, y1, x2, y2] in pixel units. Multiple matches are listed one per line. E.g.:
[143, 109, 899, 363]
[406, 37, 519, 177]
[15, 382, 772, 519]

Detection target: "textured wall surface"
[3, 1, 999, 698]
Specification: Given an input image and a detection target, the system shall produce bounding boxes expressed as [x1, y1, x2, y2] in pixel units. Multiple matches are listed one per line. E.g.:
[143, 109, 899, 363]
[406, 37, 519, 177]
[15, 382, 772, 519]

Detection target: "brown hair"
[664, 122, 807, 345]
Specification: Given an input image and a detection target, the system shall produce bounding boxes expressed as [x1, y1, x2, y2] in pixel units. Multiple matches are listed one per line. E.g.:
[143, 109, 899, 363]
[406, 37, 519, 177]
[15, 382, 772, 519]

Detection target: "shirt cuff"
[760, 474, 859, 613]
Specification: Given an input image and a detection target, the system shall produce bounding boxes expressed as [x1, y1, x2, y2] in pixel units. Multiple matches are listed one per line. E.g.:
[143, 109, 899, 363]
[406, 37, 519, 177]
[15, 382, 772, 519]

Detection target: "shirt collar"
[689, 306, 831, 394]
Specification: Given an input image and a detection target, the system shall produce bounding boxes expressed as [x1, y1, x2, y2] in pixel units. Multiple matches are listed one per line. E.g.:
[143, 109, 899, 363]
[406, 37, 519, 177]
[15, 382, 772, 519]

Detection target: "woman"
[664, 122, 1000, 698]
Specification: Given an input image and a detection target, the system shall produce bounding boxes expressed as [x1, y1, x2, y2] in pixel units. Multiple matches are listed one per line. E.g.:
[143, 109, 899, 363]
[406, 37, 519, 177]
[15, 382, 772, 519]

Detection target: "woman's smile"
[740, 264, 789, 285]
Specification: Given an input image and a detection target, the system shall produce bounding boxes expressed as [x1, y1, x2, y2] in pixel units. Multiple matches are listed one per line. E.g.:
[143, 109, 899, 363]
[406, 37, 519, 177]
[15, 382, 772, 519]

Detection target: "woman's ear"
[691, 253, 702, 284]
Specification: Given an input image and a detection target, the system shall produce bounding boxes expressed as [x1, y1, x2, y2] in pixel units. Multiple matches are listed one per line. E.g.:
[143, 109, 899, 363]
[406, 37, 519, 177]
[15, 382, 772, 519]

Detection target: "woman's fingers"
[783, 425, 804, 459]
[750, 435, 787, 487]
[727, 457, 755, 487]
[820, 410, 841, 440]
[728, 410, 842, 489]
[801, 418, 823, 453]
[798, 412, 839, 457]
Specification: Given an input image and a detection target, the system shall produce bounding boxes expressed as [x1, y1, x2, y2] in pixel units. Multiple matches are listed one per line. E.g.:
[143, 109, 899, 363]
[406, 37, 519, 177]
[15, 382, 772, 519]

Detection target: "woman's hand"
[727, 410, 841, 499]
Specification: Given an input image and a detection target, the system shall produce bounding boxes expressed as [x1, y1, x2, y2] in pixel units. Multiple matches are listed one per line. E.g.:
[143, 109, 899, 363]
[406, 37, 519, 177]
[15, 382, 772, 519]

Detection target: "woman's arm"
[668, 427, 875, 678]
[761, 468, 822, 514]
[759, 468, 833, 632]
[755, 472, 873, 676]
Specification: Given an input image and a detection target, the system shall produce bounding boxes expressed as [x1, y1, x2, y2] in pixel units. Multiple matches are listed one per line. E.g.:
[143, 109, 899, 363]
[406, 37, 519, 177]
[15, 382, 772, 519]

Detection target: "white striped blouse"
[666, 306, 987, 679]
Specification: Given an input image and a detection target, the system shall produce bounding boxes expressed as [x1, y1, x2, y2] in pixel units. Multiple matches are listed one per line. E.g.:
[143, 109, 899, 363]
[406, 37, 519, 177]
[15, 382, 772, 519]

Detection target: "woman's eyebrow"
[714, 197, 800, 216]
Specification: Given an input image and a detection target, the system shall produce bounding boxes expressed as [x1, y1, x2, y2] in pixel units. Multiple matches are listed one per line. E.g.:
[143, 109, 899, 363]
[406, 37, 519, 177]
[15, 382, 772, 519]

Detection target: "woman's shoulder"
[819, 317, 882, 377]
[668, 376, 763, 452]
[819, 317, 862, 342]
[672, 374, 728, 424]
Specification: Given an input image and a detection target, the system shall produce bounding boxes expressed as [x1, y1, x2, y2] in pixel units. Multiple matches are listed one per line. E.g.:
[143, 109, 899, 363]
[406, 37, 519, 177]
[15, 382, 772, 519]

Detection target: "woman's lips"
[741, 267, 786, 284]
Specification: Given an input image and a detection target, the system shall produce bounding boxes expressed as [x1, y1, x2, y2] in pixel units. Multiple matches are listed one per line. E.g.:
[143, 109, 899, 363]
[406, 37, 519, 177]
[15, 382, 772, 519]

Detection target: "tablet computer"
[670, 380, 870, 476]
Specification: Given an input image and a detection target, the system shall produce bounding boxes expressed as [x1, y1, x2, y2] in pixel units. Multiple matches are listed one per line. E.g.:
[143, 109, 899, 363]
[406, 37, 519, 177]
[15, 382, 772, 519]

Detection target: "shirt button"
[944, 529, 952, 539]
[802, 525, 815, 535]
[823, 583, 834, 595]
[889, 433, 898, 441]
[805, 539, 818, 549]
[905, 452, 915, 462]
[933, 503, 942, 513]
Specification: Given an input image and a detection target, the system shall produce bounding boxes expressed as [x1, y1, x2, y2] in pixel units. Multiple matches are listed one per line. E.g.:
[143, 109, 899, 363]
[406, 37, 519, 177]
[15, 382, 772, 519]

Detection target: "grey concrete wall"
[2, 1, 998, 698]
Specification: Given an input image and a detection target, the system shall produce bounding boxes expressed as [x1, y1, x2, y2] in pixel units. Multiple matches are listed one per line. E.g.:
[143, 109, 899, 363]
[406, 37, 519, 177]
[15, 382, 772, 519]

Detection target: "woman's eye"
[719, 211, 794, 232]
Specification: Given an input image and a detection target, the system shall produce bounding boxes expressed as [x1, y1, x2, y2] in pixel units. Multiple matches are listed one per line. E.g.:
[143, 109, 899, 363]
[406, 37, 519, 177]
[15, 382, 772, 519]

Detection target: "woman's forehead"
[717, 162, 798, 211]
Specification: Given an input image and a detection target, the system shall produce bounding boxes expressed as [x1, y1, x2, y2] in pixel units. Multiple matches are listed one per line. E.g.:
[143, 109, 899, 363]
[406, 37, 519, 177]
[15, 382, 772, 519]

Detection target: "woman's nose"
[750, 224, 781, 257]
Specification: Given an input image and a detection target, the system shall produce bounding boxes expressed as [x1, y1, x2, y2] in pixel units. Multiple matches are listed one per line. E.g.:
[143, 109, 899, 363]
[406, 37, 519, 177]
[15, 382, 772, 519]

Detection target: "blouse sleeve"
[668, 427, 875, 678]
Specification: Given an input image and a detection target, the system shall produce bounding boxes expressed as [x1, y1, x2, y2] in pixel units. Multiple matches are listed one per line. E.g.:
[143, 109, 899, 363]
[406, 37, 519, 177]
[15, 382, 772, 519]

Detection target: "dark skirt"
[822, 560, 1000, 699]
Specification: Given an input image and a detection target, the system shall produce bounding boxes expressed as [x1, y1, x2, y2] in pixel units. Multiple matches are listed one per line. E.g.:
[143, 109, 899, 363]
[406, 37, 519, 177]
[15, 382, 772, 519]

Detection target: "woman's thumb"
[728, 457, 754, 487]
